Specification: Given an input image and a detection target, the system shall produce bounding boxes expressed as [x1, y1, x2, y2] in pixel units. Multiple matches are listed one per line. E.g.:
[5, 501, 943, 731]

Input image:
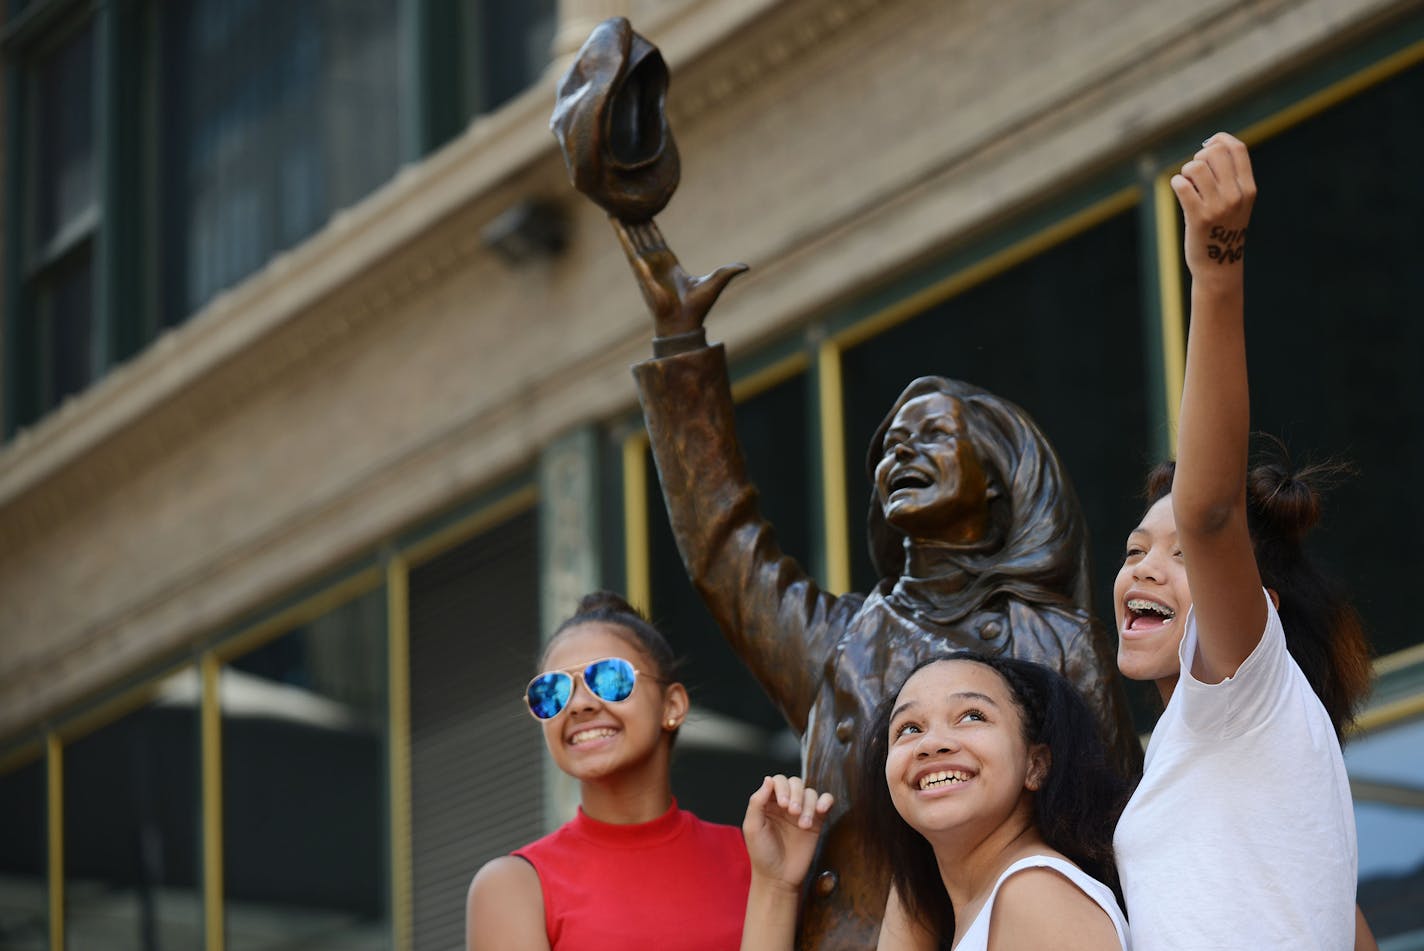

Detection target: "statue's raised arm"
[549, 16, 744, 337]
[552, 19, 1139, 950]
[551, 14, 843, 740]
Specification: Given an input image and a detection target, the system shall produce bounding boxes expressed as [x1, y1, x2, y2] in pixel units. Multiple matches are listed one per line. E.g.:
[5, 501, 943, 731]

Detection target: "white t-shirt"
[953, 855, 1130, 951]
[1114, 595, 1357, 950]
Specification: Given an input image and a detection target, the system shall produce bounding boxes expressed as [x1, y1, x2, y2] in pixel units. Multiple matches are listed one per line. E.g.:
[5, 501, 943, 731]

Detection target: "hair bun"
[574, 590, 640, 617]
[1246, 462, 1320, 543]
[1244, 434, 1355, 545]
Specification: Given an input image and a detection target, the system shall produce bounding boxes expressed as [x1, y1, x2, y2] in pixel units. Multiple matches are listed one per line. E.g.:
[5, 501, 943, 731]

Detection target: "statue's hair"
[865, 377, 1090, 612]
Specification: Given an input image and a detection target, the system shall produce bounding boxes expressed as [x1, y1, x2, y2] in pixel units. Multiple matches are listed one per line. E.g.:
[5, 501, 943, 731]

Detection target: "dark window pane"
[34, 22, 96, 249]
[224, 587, 387, 950]
[64, 673, 202, 949]
[159, 0, 407, 325]
[839, 210, 1153, 725]
[1242, 61, 1424, 660]
[649, 373, 809, 824]
[34, 249, 95, 411]
[468, 0, 556, 113]
[0, 755, 47, 950]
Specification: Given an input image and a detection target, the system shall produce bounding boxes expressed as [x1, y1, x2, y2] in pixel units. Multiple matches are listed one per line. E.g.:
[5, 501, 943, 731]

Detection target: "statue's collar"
[888, 541, 991, 624]
[899, 538, 996, 582]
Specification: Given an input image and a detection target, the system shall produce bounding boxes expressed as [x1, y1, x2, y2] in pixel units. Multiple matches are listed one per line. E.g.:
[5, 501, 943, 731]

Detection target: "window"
[3, 0, 556, 436]
[0, 751, 46, 950]
[157, 0, 408, 327]
[63, 671, 203, 949]
[9, 16, 98, 427]
[222, 588, 388, 950]
[418, 0, 557, 151]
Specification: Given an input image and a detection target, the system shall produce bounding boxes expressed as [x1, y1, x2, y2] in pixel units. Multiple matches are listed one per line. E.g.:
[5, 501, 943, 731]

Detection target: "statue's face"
[875, 393, 992, 543]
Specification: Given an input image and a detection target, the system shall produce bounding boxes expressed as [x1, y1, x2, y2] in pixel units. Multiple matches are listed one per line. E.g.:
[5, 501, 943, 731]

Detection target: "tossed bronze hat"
[550, 17, 681, 221]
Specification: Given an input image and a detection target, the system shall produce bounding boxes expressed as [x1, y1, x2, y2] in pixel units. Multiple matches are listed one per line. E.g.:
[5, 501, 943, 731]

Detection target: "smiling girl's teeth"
[1127, 598, 1175, 619]
[570, 728, 617, 745]
[919, 769, 972, 790]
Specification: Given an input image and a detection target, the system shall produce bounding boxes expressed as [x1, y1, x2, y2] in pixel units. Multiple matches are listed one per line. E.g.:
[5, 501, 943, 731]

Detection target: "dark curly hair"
[1143, 437, 1372, 738]
[856, 652, 1129, 944]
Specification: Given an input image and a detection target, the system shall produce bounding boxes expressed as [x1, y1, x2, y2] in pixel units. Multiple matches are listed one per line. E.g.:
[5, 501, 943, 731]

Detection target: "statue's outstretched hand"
[742, 775, 834, 892]
[612, 219, 748, 338]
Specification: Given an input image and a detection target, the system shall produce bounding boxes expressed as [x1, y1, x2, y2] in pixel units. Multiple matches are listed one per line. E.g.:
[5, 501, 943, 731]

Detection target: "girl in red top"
[466, 591, 751, 951]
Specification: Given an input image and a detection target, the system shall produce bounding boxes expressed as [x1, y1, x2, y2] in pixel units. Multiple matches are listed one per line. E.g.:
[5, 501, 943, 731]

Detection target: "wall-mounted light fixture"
[481, 199, 569, 265]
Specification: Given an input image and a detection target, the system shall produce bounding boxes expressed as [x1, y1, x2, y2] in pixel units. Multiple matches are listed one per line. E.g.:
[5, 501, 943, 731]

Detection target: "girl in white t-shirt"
[1110, 133, 1375, 950]
[740, 653, 1130, 951]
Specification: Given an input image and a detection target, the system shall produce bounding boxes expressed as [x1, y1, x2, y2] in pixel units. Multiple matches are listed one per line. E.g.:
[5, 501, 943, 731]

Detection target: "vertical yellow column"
[47, 733, 63, 951]
[202, 654, 224, 951]
[1154, 172, 1187, 451]
[817, 340, 851, 594]
[622, 433, 651, 614]
[388, 557, 413, 951]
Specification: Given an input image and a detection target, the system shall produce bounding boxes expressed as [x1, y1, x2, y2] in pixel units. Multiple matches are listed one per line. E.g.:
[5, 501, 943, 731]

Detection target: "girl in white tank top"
[739, 654, 1131, 951]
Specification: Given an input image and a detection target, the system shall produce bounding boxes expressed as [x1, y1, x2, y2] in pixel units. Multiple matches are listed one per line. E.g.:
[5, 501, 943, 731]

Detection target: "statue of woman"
[620, 217, 1138, 951]
[550, 22, 1137, 946]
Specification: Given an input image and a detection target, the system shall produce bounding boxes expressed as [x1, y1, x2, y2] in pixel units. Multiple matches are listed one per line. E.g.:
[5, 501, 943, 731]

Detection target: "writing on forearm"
[1206, 225, 1247, 265]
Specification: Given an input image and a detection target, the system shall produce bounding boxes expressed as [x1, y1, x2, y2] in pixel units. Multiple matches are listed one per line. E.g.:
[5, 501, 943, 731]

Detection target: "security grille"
[409, 508, 542, 951]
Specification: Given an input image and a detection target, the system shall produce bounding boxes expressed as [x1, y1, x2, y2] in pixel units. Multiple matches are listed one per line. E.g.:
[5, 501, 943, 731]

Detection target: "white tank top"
[953, 855, 1130, 951]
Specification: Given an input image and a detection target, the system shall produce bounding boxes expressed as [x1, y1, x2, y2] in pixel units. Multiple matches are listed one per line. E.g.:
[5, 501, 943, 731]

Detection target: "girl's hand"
[742, 775, 835, 891]
[1171, 132, 1257, 287]
[1169, 130, 1267, 684]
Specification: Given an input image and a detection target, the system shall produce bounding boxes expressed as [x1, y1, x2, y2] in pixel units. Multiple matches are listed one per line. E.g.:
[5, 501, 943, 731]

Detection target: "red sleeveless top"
[512, 801, 750, 950]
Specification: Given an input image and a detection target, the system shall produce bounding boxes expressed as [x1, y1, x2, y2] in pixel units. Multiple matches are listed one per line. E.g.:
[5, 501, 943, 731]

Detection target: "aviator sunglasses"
[524, 657, 657, 720]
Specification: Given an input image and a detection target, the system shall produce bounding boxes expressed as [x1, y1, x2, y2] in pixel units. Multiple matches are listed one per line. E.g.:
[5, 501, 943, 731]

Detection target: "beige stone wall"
[0, 0, 1417, 740]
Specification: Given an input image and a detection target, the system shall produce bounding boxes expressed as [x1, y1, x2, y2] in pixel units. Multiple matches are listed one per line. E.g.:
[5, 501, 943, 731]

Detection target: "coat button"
[979, 620, 1003, 640]
[815, 870, 838, 896]
[835, 718, 854, 742]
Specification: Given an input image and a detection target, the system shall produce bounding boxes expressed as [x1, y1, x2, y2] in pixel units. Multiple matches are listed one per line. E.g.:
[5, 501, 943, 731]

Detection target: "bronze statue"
[552, 19, 1140, 949]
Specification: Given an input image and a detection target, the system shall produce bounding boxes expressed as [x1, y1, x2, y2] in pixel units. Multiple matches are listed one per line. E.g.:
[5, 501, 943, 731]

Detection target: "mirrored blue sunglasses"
[524, 657, 649, 720]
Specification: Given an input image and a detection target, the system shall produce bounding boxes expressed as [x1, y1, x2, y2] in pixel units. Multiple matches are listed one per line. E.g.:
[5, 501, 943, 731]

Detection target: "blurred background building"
[0, 0, 1421, 948]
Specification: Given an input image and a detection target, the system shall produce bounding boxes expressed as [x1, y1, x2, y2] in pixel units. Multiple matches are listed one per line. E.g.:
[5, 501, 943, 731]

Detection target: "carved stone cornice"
[661, 0, 883, 124]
